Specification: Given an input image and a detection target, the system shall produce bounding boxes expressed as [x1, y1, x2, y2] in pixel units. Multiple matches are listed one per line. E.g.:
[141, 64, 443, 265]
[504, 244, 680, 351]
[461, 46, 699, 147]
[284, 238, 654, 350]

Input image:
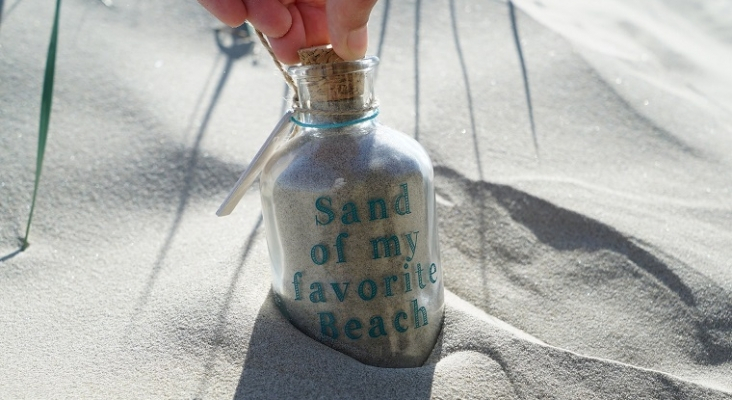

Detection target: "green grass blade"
[21, 0, 62, 250]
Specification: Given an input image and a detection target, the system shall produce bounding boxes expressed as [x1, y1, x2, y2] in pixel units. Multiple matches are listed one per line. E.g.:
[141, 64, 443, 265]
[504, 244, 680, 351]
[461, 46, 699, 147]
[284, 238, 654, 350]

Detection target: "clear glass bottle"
[259, 50, 444, 368]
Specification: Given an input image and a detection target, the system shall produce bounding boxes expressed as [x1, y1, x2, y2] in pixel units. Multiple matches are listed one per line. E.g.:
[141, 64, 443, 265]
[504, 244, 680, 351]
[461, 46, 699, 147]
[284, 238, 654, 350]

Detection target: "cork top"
[297, 45, 345, 65]
[293, 45, 364, 103]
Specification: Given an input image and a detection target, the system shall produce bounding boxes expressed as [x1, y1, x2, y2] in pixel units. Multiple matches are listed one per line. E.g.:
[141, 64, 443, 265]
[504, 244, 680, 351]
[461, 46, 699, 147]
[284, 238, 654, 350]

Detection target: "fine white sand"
[2, 0, 731, 398]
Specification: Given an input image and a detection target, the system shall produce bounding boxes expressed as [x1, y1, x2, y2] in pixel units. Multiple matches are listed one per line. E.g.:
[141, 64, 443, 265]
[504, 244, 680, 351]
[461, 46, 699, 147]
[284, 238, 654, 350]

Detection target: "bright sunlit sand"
[1, 0, 731, 398]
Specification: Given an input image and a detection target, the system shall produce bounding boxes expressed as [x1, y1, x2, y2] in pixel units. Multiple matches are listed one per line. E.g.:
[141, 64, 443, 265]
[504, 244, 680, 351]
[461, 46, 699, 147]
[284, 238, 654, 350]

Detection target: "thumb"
[327, 0, 378, 61]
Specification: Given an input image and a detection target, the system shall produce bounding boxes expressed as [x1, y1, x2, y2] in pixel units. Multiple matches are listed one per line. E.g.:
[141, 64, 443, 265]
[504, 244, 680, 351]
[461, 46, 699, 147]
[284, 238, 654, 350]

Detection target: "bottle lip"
[287, 56, 379, 78]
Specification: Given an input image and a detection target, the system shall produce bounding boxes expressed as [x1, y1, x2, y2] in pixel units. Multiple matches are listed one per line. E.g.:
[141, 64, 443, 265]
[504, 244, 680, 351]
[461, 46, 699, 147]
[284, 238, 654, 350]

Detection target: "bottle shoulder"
[261, 123, 433, 193]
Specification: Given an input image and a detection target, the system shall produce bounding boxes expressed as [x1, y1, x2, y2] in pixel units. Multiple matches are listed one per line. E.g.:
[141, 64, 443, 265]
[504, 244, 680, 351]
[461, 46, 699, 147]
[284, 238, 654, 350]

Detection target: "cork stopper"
[297, 45, 345, 65]
[296, 45, 364, 103]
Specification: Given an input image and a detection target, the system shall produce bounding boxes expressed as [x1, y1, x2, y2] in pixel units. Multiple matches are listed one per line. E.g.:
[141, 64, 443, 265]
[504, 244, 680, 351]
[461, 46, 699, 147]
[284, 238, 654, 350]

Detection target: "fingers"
[267, 4, 308, 64]
[197, 0, 248, 27]
[198, 0, 292, 39]
[198, 0, 376, 63]
[269, 3, 330, 64]
[243, 0, 292, 39]
[327, 0, 378, 61]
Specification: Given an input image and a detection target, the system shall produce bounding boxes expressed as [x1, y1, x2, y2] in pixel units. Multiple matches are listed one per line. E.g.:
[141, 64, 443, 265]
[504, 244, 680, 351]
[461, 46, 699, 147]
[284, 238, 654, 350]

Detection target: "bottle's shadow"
[234, 290, 438, 399]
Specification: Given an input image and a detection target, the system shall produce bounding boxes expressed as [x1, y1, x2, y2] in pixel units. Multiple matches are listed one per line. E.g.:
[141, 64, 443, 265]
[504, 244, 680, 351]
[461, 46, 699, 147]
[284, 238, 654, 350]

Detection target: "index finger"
[197, 0, 249, 27]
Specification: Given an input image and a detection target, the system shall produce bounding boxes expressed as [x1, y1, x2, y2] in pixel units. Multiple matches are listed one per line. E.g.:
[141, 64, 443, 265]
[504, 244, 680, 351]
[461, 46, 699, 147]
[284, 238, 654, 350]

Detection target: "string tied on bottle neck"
[254, 28, 299, 104]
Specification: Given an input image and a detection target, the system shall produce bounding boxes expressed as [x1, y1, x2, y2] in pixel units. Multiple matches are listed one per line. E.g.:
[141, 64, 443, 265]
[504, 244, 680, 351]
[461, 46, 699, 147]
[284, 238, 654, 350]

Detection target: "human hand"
[197, 0, 378, 64]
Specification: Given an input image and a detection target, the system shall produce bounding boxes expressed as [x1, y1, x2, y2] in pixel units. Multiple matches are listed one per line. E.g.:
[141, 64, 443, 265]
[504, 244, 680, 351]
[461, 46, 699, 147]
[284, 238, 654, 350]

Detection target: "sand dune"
[1, 0, 730, 398]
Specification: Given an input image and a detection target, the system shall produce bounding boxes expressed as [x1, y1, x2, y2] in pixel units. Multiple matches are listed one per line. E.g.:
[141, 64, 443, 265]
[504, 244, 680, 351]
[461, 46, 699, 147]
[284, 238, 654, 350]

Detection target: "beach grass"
[21, 0, 61, 250]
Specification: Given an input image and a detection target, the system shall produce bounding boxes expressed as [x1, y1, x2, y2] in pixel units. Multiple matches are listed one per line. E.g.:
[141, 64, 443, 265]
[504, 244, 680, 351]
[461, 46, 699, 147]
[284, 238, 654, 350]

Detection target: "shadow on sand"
[132, 24, 256, 315]
[0, 246, 22, 263]
[233, 289, 438, 399]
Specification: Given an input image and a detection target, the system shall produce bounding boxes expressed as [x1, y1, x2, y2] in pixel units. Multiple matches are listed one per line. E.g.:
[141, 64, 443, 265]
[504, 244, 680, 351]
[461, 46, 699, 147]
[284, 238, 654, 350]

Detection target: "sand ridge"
[1, 0, 731, 398]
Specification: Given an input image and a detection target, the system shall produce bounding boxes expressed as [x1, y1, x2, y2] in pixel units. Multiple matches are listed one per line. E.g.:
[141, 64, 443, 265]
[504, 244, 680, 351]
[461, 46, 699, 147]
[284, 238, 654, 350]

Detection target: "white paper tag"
[217, 111, 295, 216]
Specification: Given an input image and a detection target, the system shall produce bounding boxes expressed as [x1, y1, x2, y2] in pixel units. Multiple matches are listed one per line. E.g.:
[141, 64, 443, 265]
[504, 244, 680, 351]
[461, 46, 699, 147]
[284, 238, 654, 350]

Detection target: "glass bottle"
[259, 47, 444, 368]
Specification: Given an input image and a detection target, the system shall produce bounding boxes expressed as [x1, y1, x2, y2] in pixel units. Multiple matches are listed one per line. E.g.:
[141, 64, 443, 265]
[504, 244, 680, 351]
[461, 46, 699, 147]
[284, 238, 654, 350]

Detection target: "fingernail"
[345, 26, 368, 60]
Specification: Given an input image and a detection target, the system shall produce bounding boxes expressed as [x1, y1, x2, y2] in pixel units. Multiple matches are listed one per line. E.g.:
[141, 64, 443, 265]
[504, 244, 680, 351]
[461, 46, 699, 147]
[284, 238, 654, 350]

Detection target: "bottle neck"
[289, 56, 379, 128]
[293, 98, 378, 128]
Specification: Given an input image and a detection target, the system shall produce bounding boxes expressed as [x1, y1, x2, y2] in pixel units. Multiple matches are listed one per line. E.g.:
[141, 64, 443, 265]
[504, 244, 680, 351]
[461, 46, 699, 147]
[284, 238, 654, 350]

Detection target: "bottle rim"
[287, 56, 379, 79]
